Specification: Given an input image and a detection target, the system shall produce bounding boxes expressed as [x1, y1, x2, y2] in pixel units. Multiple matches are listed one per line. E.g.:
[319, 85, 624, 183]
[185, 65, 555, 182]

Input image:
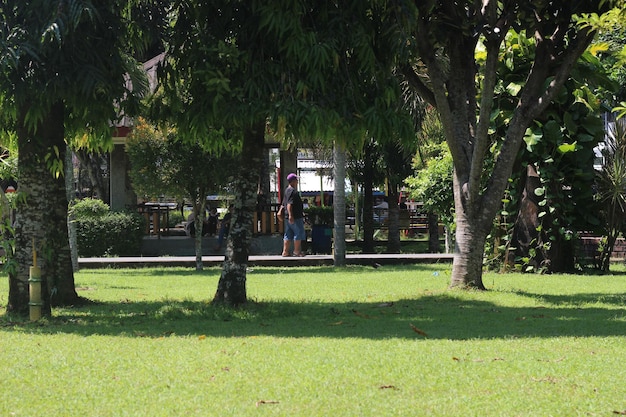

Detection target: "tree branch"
[400, 65, 436, 107]
[484, 25, 597, 222]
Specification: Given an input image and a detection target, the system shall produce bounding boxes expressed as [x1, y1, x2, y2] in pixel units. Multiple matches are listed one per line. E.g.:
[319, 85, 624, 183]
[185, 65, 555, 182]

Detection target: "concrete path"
[78, 253, 455, 268]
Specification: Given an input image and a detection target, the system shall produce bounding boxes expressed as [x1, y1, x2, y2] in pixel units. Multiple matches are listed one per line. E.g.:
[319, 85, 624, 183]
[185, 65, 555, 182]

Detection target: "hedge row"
[72, 199, 146, 257]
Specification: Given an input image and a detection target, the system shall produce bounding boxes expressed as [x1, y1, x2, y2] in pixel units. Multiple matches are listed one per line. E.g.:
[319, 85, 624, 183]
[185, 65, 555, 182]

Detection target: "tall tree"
[160, 1, 412, 305]
[0, 1, 149, 315]
[399, 1, 616, 288]
[126, 119, 236, 270]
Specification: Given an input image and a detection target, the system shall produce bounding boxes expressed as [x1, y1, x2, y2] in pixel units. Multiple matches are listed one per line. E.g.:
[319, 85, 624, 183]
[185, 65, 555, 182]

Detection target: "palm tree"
[0, 1, 149, 316]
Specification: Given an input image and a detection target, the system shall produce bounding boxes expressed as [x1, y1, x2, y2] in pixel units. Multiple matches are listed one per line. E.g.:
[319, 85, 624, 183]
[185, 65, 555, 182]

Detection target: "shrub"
[167, 211, 184, 228]
[305, 205, 334, 225]
[70, 198, 110, 218]
[72, 199, 146, 257]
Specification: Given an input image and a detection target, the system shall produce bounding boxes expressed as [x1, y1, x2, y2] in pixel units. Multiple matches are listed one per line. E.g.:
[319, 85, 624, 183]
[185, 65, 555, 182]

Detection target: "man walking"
[282, 173, 306, 257]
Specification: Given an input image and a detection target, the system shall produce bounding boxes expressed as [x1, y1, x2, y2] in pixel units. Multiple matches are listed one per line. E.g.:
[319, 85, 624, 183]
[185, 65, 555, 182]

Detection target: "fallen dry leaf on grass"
[409, 323, 428, 337]
[256, 400, 279, 407]
[613, 411, 626, 415]
[352, 309, 372, 319]
[379, 385, 399, 390]
[377, 302, 394, 308]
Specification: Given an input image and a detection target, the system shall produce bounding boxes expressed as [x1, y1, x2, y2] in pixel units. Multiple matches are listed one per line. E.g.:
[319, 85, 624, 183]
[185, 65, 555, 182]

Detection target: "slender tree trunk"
[193, 196, 207, 271]
[351, 179, 361, 240]
[213, 123, 264, 305]
[386, 183, 401, 253]
[65, 147, 79, 272]
[445, 226, 453, 254]
[362, 145, 375, 253]
[333, 142, 346, 266]
[427, 211, 439, 253]
[9, 102, 78, 316]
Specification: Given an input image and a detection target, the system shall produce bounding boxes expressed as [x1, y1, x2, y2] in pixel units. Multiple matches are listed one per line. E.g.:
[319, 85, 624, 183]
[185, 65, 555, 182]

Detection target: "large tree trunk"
[213, 123, 264, 305]
[333, 142, 346, 266]
[8, 102, 78, 316]
[450, 209, 487, 290]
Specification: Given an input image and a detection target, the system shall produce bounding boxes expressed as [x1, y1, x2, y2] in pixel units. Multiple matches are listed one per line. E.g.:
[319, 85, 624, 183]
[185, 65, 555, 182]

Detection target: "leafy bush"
[72, 199, 146, 257]
[305, 205, 334, 225]
[168, 211, 184, 228]
[70, 198, 110, 218]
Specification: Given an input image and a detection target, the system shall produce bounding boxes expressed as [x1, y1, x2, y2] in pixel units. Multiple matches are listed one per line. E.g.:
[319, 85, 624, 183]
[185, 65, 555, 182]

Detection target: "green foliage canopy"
[157, 1, 414, 150]
[126, 118, 237, 203]
[0, 0, 149, 136]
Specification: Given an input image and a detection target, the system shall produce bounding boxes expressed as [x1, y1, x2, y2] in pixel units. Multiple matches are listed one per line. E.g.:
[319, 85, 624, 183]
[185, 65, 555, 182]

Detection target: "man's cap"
[287, 173, 298, 181]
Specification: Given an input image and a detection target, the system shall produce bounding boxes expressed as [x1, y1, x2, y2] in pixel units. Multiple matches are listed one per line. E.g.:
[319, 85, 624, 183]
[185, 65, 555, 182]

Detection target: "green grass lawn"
[1, 264, 626, 416]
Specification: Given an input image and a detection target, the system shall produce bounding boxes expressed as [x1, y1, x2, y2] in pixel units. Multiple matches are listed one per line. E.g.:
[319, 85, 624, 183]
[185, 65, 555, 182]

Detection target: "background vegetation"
[71, 198, 146, 257]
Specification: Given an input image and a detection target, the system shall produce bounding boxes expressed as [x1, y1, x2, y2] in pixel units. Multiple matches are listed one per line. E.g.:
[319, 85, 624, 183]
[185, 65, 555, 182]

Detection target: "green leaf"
[557, 142, 577, 154]
[534, 187, 545, 197]
[505, 82, 523, 97]
[563, 111, 577, 135]
[543, 120, 563, 142]
[524, 127, 542, 152]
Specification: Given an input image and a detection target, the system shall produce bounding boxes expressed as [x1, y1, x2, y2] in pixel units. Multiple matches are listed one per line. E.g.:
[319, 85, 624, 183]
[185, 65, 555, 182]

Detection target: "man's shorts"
[284, 217, 306, 241]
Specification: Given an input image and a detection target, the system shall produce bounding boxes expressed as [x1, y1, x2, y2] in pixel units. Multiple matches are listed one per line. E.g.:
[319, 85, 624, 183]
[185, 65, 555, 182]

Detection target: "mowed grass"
[1, 264, 626, 416]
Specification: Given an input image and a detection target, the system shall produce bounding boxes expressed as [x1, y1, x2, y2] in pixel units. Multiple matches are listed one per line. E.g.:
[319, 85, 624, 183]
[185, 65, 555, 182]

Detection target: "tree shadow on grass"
[4, 290, 625, 341]
[78, 264, 447, 277]
[510, 290, 626, 307]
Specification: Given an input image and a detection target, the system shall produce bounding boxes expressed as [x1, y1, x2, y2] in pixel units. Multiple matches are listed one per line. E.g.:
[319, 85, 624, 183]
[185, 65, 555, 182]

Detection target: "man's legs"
[282, 239, 291, 257]
[283, 222, 295, 256]
[293, 218, 306, 256]
[293, 239, 302, 255]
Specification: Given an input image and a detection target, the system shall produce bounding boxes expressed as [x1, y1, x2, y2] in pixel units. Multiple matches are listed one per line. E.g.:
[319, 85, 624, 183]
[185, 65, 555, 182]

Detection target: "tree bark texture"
[193, 200, 207, 271]
[449, 201, 488, 290]
[213, 123, 265, 305]
[362, 144, 375, 253]
[8, 102, 78, 316]
[333, 143, 346, 266]
[427, 211, 439, 253]
[65, 147, 79, 273]
[386, 183, 401, 254]
[510, 165, 544, 270]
